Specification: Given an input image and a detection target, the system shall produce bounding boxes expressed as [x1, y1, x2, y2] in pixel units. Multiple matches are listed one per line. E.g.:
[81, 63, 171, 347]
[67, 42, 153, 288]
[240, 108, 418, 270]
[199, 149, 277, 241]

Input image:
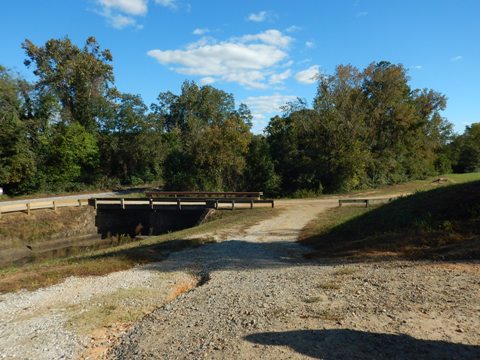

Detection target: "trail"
[112, 199, 480, 359]
[1, 198, 478, 359]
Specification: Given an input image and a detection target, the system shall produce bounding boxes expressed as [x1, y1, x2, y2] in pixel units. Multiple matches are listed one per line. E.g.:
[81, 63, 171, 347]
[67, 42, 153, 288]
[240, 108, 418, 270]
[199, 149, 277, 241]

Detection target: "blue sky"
[1, 0, 479, 133]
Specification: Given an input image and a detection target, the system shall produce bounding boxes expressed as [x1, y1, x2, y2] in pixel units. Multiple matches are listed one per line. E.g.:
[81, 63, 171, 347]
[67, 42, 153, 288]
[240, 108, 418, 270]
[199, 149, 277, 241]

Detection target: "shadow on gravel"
[132, 239, 320, 273]
[245, 329, 480, 359]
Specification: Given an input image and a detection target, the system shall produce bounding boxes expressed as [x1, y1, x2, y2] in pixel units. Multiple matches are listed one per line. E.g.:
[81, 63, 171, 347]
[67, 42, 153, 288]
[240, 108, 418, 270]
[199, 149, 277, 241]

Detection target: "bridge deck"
[89, 197, 274, 210]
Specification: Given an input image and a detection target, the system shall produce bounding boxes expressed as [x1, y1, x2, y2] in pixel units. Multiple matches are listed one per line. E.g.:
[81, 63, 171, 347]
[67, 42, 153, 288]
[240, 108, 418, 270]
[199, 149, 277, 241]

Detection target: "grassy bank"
[352, 172, 480, 197]
[300, 180, 480, 260]
[0, 207, 279, 293]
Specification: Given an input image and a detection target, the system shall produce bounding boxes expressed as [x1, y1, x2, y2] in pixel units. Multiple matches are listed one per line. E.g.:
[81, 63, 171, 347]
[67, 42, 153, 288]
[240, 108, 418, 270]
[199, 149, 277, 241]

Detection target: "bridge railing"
[89, 197, 274, 210]
[0, 198, 89, 218]
[144, 191, 263, 199]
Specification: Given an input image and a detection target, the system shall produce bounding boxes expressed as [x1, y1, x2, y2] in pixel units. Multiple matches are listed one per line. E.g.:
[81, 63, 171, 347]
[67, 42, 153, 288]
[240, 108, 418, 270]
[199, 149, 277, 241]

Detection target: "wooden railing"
[338, 197, 398, 208]
[0, 198, 89, 218]
[89, 197, 274, 210]
[145, 191, 263, 199]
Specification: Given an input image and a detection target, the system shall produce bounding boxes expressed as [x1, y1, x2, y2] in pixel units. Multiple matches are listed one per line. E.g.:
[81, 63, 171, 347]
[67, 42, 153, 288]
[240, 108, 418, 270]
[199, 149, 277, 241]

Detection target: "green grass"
[0, 207, 279, 293]
[354, 172, 480, 197]
[300, 180, 480, 260]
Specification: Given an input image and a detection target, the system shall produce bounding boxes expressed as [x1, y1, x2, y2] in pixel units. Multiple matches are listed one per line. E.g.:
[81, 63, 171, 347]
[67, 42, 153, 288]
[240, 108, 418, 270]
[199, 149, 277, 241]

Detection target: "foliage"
[0, 67, 37, 191]
[267, 62, 454, 195]
[0, 36, 474, 197]
[22, 36, 114, 133]
[243, 135, 281, 196]
[158, 81, 252, 191]
[451, 123, 480, 173]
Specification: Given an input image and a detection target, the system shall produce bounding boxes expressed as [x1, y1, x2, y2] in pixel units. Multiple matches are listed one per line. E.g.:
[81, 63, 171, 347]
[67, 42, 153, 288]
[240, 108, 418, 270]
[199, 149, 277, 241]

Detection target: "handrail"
[145, 191, 263, 199]
[89, 197, 274, 210]
[0, 198, 88, 218]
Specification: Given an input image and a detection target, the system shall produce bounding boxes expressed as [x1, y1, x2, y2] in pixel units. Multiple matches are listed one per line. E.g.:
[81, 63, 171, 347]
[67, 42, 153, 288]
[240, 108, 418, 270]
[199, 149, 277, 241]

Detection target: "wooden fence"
[0, 198, 89, 218]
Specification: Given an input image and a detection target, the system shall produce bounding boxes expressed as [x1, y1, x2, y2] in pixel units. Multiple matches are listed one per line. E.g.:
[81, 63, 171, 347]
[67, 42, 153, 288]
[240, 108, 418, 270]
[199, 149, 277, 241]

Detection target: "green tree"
[0, 66, 37, 192]
[39, 122, 99, 190]
[22, 36, 114, 132]
[157, 81, 252, 191]
[452, 123, 480, 173]
[243, 135, 281, 196]
[98, 93, 164, 185]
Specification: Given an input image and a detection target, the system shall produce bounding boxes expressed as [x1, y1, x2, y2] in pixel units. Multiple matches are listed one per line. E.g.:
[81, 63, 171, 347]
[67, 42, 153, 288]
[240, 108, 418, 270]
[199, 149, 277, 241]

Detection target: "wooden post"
[271, 200, 275, 208]
[121, 198, 125, 210]
[250, 200, 253, 209]
[215, 200, 219, 210]
[365, 199, 369, 208]
[231, 200, 235, 211]
[78, 199, 82, 207]
[53, 201, 57, 211]
[177, 199, 181, 210]
[339, 200, 342, 207]
[94, 199, 98, 210]
[150, 198, 153, 210]
[27, 203, 31, 215]
[0, 207, 2, 219]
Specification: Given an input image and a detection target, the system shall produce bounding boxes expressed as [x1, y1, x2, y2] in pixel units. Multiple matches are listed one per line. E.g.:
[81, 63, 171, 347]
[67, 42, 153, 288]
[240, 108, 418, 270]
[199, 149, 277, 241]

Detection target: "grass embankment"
[0, 207, 279, 293]
[354, 172, 480, 197]
[300, 180, 480, 260]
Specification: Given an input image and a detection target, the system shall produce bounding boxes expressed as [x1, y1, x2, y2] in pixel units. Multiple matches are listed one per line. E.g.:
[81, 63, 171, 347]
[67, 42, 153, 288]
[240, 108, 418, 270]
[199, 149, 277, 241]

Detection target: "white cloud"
[199, 77, 216, 85]
[148, 29, 292, 89]
[355, 11, 368, 17]
[193, 27, 209, 35]
[244, 94, 298, 132]
[98, 0, 147, 15]
[412, 65, 423, 70]
[269, 69, 291, 84]
[96, 0, 179, 29]
[154, 0, 178, 9]
[247, 10, 277, 23]
[236, 29, 292, 48]
[244, 94, 298, 114]
[451, 55, 463, 62]
[295, 65, 320, 84]
[247, 11, 268, 22]
[305, 40, 315, 49]
[109, 13, 137, 29]
[285, 25, 301, 33]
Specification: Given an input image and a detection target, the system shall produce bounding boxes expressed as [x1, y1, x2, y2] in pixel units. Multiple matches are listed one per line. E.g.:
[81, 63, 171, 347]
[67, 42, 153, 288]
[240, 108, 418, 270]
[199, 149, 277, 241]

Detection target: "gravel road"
[111, 199, 480, 359]
[1, 198, 479, 359]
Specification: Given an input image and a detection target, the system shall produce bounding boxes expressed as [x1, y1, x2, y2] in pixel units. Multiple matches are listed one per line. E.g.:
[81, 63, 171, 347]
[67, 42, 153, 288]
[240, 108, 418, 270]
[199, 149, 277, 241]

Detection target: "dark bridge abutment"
[95, 208, 212, 238]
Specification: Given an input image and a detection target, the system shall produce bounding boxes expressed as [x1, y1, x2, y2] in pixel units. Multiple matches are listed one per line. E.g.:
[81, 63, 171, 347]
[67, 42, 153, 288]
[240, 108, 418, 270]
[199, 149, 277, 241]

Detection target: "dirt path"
[111, 199, 480, 359]
[1, 198, 479, 359]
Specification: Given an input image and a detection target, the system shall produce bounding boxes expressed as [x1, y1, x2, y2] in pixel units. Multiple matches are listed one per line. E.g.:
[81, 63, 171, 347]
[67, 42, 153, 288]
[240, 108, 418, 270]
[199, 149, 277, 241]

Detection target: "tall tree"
[22, 36, 114, 132]
[157, 81, 252, 191]
[0, 66, 37, 192]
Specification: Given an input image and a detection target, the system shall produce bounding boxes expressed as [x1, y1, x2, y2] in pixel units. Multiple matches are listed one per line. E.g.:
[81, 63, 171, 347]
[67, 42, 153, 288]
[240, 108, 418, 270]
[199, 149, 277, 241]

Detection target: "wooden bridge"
[89, 195, 274, 211]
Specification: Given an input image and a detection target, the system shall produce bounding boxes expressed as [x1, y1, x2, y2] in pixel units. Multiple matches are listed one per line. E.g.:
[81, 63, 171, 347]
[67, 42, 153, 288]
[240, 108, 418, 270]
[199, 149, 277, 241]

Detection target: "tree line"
[0, 37, 478, 196]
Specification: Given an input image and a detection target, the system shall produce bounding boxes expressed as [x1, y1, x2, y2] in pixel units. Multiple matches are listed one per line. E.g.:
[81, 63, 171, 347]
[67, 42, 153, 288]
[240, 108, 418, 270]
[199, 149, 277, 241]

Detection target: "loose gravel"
[1, 198, 479, 360]
[112, 199, 480, 359]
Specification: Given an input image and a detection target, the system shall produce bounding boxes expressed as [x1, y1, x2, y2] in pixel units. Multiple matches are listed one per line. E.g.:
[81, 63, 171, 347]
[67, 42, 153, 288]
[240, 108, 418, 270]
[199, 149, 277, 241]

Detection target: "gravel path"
[0, 265, 196, 359]
[1, 198, 479, 359]
[112, 199, 480, 359]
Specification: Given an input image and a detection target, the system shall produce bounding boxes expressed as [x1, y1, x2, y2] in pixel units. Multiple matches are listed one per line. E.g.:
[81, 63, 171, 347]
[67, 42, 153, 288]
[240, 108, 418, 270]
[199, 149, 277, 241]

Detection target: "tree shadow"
[94, 237, 323, 273]
[245, 329, 480, 359]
